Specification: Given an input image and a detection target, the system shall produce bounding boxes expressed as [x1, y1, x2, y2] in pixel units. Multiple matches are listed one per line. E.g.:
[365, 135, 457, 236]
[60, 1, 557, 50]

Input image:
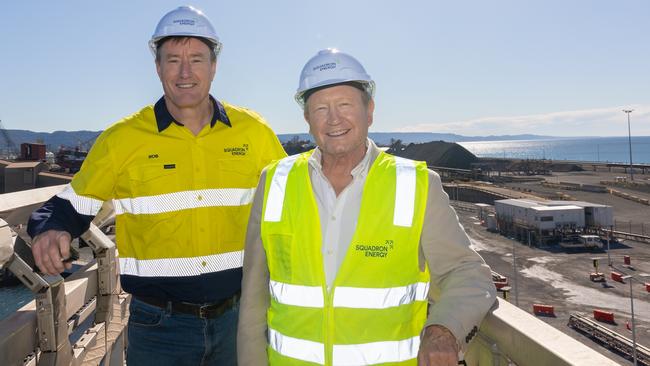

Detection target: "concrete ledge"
[0, 185, 66, 225]
[468, 298, 620, 365]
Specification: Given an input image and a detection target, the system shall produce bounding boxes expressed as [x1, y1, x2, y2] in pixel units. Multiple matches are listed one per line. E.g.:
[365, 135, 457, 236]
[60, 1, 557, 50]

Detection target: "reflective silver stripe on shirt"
[269, 328, 325, 365]
[269, 280, 427, 309]
[332, 335, 420, 365]
[112, 188, 255, 215]
[333, 282, 429, 309]
[119, 250, 243, 277]
[56, 184, 104, 216]
[269, 280, 324, 307]
[264, 154, 300, 222]
[393, 157, 416, 227]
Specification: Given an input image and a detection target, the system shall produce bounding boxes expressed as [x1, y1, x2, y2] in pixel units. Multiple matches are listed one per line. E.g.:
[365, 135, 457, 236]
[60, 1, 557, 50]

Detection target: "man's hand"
[417, 324, 459, 366]
[31, 230, 73, 275]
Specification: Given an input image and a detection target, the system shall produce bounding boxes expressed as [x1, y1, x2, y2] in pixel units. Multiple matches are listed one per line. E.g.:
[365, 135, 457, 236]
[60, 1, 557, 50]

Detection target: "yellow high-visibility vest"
[261, 150, 430, 365]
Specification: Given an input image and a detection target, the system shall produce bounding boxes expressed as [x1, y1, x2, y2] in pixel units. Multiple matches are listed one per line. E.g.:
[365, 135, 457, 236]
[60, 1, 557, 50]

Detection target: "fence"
[614, 220, 650, 237]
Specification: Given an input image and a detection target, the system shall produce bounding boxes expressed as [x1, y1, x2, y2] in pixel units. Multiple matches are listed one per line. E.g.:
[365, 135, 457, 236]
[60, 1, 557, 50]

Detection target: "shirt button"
[330, 216, 336, 221]
[197, 195, 203, 201]
[327, 250, 333, 255]
[201, 261, 207, 267]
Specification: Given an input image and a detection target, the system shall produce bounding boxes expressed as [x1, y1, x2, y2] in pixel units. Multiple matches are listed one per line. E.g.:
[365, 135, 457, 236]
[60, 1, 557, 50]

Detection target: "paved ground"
[457, 170, 650, 365]
[504, 170, 650, 225]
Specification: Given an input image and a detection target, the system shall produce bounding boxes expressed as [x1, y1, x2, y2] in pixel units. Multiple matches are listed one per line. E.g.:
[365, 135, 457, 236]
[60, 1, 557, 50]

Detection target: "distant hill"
[277, 132, 556, 145]
[0, 129, 101, 152]
[0, 129, 555, 152]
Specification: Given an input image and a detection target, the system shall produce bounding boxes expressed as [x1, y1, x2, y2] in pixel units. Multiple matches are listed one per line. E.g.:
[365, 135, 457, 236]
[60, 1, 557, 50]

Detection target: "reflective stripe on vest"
[393, 156, 416, 227]
[113, 188, 255, 215]
[270, 280, 429, 309]
[119, 250, 243, 277]
[333, 335, 420, 365]
[269, 328, 325, 365]
[57, 184, 104, 216]
[264, 154, 416, 227]
[264, 154, 300, 222]
[269, 280, 324, 307]
[269, 328, 420, 365]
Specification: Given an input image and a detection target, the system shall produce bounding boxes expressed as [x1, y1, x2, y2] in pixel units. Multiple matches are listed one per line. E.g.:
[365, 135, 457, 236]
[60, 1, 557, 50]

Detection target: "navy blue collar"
[154, 95, 231, 132]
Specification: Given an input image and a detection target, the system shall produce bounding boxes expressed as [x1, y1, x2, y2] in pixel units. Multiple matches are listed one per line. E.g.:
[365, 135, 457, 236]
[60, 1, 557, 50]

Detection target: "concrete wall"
[443, 185, 506, 204]
[0, 160, 9, 193]
[37, 172, 72, 188]
[4, 163, 45, 193]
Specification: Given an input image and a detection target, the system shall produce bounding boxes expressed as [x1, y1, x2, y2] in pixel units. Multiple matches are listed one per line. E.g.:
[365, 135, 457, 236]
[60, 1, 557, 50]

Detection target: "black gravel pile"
[387, 141, 478, 169]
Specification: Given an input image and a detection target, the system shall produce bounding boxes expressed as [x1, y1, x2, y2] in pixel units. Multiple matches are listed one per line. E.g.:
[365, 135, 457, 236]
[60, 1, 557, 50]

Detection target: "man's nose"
[179, 59, 192, 78]
[327, 107, 342, 125]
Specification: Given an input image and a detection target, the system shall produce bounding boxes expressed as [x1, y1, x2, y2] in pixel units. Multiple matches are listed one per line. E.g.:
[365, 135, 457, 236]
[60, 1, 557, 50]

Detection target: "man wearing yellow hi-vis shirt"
[28, 6, 286, 365]
[238, 48, 496, 366]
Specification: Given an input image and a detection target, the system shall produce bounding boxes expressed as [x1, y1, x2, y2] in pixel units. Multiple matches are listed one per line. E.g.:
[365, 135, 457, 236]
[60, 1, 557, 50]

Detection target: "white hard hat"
[149, 5, 222, 58]
[295, 48, 375, 107]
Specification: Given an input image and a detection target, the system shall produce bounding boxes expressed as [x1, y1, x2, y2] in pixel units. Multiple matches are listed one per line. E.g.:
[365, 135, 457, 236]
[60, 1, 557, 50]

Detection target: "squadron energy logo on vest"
[224, 143, 249, 156]
[355, 239, 394, 258]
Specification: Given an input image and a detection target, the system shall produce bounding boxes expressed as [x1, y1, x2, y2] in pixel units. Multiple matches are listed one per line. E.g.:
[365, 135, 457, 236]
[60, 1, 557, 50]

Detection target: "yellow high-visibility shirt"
[58, 96, 286, 302]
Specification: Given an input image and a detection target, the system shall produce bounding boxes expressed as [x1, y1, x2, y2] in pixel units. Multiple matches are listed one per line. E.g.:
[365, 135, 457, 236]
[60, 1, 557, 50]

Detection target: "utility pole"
[512, 240, 519, 306]
[623, 109, 634, 181]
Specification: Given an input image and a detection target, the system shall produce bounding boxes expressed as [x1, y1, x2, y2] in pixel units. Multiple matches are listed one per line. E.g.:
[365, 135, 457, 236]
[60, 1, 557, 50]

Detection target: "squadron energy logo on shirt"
[224, 143, 249, 156]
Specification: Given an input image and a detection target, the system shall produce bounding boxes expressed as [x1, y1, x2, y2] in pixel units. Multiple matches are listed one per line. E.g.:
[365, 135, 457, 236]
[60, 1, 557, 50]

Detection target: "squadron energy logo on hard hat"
[173, 19, 196, 26]
[313, 62, 337, 72]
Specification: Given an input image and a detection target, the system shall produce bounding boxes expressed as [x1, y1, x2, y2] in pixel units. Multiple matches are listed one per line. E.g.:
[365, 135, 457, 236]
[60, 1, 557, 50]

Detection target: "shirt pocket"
[266, 234, 293, 280]
[211, 159, 258, 188]
[127, 163, 179, 197]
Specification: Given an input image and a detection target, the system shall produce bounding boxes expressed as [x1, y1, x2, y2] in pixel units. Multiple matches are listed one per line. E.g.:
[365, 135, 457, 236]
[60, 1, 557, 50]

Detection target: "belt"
[135, 292, 240, 319]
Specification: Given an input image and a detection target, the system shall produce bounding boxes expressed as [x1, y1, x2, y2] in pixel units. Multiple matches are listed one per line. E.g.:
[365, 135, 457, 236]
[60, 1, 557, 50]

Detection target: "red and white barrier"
[593, 309, 615, 323]
[610, 272, 624, 283]
[533, 304, 555, 317]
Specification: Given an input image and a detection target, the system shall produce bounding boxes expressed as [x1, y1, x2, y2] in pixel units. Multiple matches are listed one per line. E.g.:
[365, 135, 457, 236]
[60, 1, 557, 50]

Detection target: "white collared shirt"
[307, 139, 374, 288]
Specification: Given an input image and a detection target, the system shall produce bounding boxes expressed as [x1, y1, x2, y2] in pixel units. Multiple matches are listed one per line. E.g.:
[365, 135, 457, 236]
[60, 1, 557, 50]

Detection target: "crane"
[0, 119, 19, 159]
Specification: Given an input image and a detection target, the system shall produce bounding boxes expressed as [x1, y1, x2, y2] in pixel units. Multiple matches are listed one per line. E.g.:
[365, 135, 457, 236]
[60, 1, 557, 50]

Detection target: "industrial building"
[494, 198, 613, 245]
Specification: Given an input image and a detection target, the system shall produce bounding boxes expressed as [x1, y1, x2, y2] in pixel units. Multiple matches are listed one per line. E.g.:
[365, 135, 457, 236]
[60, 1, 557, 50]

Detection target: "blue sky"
[1, 1, 648, 137]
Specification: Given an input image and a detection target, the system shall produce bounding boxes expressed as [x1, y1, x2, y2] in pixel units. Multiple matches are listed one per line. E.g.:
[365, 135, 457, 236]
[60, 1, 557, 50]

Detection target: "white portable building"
[545, 201, 613, 228]
[495, 199, 585, 230]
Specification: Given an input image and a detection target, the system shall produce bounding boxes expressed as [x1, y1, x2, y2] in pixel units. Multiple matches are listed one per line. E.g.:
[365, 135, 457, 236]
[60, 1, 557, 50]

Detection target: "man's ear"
[367, 99, 375, 127]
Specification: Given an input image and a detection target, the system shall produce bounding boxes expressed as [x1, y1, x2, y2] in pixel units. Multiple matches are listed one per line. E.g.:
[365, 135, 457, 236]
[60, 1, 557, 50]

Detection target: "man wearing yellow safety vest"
[238, 49, 496, 366]
[27, 5, 286, 365]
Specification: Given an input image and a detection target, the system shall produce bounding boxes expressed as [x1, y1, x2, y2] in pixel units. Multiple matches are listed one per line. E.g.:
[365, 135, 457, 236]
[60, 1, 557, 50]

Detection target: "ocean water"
[458, 136, 650, 164]
[0, 284, 33, 320]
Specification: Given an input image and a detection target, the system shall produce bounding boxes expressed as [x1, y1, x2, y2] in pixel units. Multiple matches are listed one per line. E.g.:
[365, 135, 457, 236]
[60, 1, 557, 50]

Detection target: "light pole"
[615, 268, 649, 366]
[606, 226, 612, 266]
[623, 109, 634, 181]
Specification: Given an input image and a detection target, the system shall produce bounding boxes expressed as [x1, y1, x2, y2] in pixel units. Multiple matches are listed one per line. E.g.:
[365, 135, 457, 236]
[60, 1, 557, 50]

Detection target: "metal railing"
[0, 186, 127, 366]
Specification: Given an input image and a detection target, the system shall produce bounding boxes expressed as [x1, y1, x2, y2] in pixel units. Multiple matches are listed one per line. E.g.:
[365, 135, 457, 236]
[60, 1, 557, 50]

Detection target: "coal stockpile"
[387, 141, 479, 169]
